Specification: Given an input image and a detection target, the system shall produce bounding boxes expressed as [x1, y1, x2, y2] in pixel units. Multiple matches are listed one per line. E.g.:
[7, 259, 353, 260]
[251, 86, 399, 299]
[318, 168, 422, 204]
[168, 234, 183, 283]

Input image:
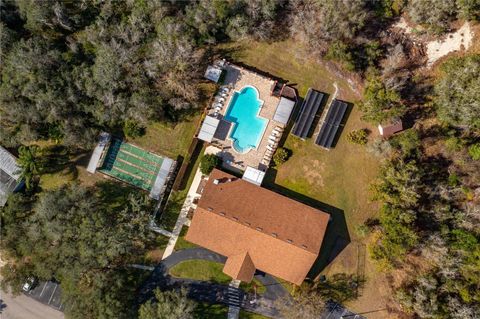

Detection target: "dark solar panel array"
[291, 89, 325, 139]
[315, 99, 348, 149]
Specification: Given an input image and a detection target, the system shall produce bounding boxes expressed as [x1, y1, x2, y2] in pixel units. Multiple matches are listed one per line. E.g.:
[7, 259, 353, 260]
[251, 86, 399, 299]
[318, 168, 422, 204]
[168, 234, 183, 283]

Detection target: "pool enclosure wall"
[315, 99, 349, 149]
[291, 89, 325, 139]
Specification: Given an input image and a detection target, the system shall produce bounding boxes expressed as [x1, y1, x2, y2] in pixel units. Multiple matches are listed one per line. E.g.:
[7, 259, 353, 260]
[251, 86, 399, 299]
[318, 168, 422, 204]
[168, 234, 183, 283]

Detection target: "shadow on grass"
[262, 169, 350, 279]
[96, 181, 140, 208]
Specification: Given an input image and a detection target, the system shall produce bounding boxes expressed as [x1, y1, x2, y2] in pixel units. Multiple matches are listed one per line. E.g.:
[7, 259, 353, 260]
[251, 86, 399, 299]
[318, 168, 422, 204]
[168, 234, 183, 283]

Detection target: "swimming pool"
[224, 86, 268, 153]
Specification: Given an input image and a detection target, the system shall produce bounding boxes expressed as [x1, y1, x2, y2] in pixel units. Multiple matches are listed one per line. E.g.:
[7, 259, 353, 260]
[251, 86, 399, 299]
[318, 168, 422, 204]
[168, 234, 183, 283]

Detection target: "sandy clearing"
[426, 22, 473, 66]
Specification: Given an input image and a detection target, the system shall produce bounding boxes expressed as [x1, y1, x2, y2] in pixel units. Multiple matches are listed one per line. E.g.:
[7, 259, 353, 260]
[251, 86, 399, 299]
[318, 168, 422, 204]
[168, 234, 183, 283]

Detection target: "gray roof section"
[273, 97, 296, 125]
[204, 65, 223, 83]
[87, 132, 111, 173]
[150, 157, 175, 200]
[198, 116, 220, 143]
[0, 146, 21, 206]
[242, 166, 265, 186]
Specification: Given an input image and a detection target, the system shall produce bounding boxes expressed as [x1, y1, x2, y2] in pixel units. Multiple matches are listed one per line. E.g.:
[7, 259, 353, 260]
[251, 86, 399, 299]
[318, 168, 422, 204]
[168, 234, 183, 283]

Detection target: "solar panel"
[291, 89, 325, 139]
[315, 99, 349, 149]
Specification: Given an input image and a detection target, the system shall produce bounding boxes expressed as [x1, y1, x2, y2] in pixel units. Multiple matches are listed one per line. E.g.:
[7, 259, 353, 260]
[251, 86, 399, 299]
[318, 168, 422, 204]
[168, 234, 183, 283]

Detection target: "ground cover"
[169, 260, 232, 285]
[194, 303, 228, 318]
[228, 40, 391, 317]
[239, 278, 266, 294]
[174, 226, 199, 251]
[239, 311, 270, 319]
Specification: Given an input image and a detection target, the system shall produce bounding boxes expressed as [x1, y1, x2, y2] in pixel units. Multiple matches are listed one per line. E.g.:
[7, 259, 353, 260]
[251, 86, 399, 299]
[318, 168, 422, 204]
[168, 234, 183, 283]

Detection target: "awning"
[150, 157, 175, 200]
[198, 116, 220, 143]
[273, 97, 296, 125]
[204, 65, 223, 83]
[87, 132, 111, 173]
[242, 166, 265, 186]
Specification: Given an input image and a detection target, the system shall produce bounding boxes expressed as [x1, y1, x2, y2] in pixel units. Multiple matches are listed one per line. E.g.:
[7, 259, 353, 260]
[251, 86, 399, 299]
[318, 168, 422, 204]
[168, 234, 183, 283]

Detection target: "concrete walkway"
[161, 168, 204, 260]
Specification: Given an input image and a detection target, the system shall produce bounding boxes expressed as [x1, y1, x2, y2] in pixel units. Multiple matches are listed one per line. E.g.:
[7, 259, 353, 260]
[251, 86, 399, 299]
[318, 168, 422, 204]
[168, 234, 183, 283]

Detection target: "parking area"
[25, 280, 64, 311]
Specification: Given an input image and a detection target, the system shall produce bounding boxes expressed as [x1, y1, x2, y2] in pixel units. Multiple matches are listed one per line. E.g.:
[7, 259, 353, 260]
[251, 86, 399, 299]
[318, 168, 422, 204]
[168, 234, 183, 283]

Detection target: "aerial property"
[186, 169, 330, 285]
[87, 132, 176, 200]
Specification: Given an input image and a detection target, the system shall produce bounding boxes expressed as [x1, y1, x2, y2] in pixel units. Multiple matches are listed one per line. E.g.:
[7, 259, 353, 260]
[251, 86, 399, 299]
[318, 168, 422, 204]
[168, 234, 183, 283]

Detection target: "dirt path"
[426, 22, 473, 66]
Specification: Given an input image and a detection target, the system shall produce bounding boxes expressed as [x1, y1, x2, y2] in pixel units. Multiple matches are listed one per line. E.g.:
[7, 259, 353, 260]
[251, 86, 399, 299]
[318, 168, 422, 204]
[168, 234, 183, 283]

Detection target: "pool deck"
[210, 63, 286, 171]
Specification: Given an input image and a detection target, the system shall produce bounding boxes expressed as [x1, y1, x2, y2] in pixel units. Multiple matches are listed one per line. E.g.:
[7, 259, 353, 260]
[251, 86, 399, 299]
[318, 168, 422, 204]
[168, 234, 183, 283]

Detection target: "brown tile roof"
[185, 169, 330, 285]
[223, 252, 255, 282]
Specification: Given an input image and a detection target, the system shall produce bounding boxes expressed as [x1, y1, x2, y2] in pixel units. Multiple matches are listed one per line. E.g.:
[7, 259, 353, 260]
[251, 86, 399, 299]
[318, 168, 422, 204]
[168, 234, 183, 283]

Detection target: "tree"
[123, 120, 146, 138]
[17, 145, 43, 189]
[273, 147, 290, 167]
[346, 129, 369, 145]
[407, 0, 457, 33]
[468, 144, 480, 160]
[435, 55, 480, 130]
[138, 288, 196, 319]
[200, 154, 220, 175]
[0, 184, 154, 318]
[276, 286, 325, 319]
[359, 72, 406, 124]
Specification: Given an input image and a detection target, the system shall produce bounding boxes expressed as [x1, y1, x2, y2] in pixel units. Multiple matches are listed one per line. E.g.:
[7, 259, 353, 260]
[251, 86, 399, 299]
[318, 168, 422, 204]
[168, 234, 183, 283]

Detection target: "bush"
[123, 120, 146, 138]
[445, 137, 464, 153]
[200, 154, 220, 175]
[468, 144, 480, 160]
[347, 129, 369, 145]
[273, 147, 290, 167]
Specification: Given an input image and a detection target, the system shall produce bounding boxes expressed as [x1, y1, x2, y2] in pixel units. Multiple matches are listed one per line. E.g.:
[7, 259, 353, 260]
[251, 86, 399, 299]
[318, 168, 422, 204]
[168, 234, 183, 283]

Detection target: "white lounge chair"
[266, 145, 276, 152]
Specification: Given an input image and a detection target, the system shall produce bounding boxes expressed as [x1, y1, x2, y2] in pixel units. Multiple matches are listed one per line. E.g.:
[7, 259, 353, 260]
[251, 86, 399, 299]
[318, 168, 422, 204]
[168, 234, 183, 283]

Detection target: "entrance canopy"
[198, 116, 220, 143]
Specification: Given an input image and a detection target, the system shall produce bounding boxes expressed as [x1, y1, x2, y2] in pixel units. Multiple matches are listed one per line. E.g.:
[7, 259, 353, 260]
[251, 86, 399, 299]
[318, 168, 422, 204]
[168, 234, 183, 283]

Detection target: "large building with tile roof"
[186, 169, 330, 285]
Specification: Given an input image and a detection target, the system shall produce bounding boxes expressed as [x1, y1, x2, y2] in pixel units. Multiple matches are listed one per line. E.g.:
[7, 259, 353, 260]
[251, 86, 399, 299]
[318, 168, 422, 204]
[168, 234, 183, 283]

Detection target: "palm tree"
[17, 145, 42, 189]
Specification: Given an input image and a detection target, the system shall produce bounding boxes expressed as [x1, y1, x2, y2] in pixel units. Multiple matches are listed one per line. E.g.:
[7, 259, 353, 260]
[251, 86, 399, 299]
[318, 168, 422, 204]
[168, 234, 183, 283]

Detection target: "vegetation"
[273, 147, 290, 167]
[0, 184, 154, 318]
[359, 72, 406, 124]
[346, 129, 369, 145]
[138, 288, 196, 319]
[468, 144, 480, 160]
[435, 55, 480, 131]
[199, 154, 220, 175]
[16, 145, 43, 189]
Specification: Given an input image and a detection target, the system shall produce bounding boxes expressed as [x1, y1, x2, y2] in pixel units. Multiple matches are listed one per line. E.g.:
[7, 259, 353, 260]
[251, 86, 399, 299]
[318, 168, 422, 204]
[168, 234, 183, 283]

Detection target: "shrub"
[200, 154, 220, 175]
[273, 147, 290, 167]
[468, 144, 480, 160]
[445, 137, 464, 153]
[123, 120, 146, 138]
[347, 129, 369, 145]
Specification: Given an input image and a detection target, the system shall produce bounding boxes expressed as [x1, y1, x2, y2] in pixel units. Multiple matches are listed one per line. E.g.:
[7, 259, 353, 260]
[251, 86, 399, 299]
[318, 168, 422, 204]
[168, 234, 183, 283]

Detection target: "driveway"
[139, 247, 290, 318]
[0, 289, 64, 319]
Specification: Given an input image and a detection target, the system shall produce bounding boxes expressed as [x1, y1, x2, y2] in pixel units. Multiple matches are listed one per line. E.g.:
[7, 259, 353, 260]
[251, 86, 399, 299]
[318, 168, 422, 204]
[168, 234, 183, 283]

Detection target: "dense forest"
[1, 0, 479, 318]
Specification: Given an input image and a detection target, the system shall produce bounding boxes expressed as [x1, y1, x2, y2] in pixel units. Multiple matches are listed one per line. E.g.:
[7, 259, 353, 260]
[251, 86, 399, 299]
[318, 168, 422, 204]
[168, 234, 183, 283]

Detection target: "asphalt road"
[0, 290, 64, 319]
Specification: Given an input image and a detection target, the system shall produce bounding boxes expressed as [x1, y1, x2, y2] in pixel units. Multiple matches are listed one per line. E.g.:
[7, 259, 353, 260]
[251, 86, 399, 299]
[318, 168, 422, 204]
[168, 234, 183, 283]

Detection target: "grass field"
[169, 260, 232, 284]
[227, 40, 391, 317]
[174, 226, 199, 251]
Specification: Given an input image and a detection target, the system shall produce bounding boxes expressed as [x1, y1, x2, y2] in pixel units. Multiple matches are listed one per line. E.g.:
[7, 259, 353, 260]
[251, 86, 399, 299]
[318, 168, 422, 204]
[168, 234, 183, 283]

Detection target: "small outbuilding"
[0, 146, 23, 206]
[204, 65, 223, 83]
[378, 119, 403, 138]
[242, 166, 265, 186]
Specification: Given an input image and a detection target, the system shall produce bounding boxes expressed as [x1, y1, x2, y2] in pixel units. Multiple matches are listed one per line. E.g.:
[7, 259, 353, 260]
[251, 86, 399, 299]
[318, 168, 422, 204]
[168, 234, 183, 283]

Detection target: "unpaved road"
[0, 290, 64, 319]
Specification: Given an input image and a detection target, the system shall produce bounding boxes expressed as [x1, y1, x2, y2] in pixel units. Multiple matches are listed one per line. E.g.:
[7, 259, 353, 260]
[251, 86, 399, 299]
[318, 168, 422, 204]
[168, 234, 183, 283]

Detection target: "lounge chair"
[268, 135, 279, 142]
[266, 145, 276, 152]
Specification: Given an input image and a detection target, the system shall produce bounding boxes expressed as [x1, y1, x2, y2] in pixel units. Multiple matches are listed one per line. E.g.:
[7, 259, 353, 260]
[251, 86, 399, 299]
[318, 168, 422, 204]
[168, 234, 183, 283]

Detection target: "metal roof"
[273, 97, 296, 125]
[150, 157, 175, 200]
[198, 116, 220, 143]
[204, 65, 223, 83]
[87, 132, 111, 173]
[315, 99, 348, 149]
[242, 166, 265, 186]
[291, 89, 325, 139]
[0, 146, 21, 206]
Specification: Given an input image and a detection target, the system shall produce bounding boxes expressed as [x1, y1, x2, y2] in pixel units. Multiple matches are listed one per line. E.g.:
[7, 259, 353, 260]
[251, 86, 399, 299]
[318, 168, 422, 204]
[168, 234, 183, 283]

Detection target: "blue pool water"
[224, 86, 268, 153]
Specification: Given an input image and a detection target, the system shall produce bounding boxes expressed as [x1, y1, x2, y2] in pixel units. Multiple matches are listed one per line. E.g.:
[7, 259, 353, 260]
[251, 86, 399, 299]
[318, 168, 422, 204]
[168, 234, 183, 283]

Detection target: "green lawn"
[240, 311, 271, 319]
[174, 226, 199, 251]
[169, 260, 232, 285]
[194, 303, 228, 318]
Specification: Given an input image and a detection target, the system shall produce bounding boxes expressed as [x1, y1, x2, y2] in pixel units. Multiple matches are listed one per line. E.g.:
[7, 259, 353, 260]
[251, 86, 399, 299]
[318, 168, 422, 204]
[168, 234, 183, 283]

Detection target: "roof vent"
[244, 221, 251, 226]
[232, 216, 238, 221]
[256, 227, 263, 231]
[301, 244, 308, 249]
[286, 239, 293, 244]
[213, 179, 220, 185]
[271, 233, 278, 238]
[219, 212, 226, 216]
[207, 207, 214, 211]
